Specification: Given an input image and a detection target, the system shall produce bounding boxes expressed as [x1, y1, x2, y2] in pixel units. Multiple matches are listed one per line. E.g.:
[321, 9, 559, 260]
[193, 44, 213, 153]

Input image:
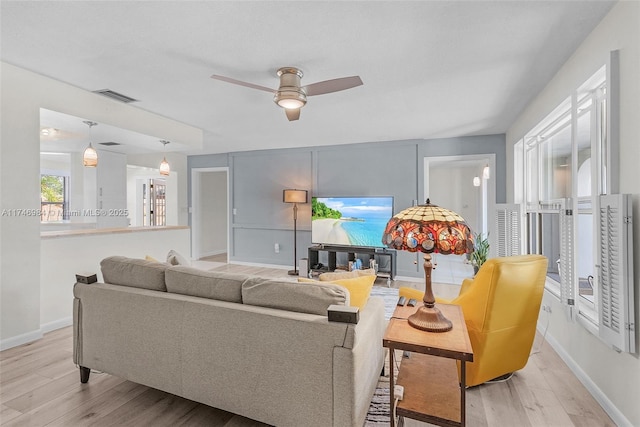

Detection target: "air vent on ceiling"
[93, 89, 138, 103]
[99, 142, 121, 146]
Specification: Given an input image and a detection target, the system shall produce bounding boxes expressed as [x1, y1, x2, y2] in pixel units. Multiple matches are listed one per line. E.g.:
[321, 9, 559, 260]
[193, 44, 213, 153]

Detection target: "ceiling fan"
[210, 67, 363, 121]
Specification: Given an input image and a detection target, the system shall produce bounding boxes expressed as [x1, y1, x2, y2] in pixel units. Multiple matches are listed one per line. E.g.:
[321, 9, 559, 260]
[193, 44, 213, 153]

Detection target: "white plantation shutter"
[559, 199, 575, 308]
[495, 204, 521, 256]
[598, 194, 635, 353]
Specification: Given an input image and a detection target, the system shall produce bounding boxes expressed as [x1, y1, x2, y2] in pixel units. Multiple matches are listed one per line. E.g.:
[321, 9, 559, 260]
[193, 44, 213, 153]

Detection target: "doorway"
[142, 178, 167, 226]
[423, 154, 496, 284]
[191, 167, 229, 261]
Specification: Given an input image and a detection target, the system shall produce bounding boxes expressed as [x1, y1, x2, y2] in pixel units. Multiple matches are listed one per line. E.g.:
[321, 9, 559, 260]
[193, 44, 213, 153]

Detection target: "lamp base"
[407, 305, 453, 332]
[287, 270, 299, 276]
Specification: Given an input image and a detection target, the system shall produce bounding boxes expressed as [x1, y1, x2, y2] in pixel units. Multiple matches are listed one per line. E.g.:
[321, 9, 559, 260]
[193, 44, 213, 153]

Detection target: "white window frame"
[510, 50, 634, 353]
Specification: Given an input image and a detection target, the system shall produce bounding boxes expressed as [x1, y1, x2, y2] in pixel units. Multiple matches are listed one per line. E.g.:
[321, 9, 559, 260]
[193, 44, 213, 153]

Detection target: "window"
[521, 99, 572, 297]
[511, 52, 634, 353]
[40, 174, 69, 222]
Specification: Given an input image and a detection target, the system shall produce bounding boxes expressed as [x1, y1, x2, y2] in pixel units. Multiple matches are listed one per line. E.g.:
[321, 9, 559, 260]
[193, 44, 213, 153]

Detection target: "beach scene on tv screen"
[312, 197, 393, 247]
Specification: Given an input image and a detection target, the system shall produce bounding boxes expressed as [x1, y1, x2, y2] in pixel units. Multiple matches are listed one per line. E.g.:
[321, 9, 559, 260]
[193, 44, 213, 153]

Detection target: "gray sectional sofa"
[73, 256, 386, 427]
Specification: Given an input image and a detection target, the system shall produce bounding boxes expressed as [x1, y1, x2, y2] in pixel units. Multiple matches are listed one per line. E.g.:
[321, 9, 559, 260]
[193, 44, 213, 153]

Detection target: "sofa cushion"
[318, 268, 376, 281]
[242, 277, 349, 315]
[100, 256, 168, 291]
[299, 275, 376, 310]
[165, 266, 247, 303]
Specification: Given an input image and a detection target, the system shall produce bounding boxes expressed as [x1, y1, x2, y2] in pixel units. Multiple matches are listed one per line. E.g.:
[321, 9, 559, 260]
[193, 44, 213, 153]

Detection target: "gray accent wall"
[188, 135, 505, 277]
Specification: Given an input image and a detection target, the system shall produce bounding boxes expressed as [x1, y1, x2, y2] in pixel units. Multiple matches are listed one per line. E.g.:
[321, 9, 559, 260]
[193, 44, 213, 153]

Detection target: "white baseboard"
[199, 249, 226, 258]
[229, 260, 291, 270]
[41, 316, 73, 334]
[539, 328, 632, 427]
[1, 317, 74, 351]
[0, 329, 43, 351]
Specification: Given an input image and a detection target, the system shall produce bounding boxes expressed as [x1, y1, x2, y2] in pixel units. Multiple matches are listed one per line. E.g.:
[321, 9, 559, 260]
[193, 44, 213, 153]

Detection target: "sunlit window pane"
[540, 125, 572, 201]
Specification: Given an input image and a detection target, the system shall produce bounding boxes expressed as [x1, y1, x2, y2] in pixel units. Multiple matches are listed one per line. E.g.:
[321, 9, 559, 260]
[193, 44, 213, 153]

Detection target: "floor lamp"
[283, 189, 308, 275]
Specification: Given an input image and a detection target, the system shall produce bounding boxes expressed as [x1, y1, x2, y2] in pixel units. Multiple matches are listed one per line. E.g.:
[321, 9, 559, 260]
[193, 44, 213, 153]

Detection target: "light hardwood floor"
[199, 253, 228, 263]
[0, 264, 615, 426]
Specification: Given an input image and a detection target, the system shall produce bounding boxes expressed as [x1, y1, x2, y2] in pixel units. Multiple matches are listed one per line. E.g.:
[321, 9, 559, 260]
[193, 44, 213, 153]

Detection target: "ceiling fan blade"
[303, 76, 363, 96]
[210, 75, 276, 93]
[285, 108, 300, 121]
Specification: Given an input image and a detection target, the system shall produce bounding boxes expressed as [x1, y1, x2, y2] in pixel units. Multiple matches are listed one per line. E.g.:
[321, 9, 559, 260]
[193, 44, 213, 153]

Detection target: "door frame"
[423, 153, 496, 237]
[190, 167, 229, 261]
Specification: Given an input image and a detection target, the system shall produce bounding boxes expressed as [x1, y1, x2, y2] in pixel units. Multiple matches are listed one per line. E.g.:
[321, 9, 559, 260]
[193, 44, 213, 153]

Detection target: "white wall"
[506, 2, 640, 425]
[0, 62, 201, 348]
[40, 227, 190, 331]
[198, 171, 227, 257]
[96, 150, 128, 228]
[430, 166, 481, 234]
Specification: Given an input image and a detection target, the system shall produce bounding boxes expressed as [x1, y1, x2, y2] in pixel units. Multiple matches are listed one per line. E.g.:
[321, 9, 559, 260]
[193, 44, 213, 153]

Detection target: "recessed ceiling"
[1, 1, 615, 155]
[39, 109, 190, 155]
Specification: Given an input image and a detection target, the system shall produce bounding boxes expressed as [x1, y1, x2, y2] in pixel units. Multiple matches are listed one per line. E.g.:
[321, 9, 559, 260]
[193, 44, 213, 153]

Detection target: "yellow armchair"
[399, 254, 548, 387]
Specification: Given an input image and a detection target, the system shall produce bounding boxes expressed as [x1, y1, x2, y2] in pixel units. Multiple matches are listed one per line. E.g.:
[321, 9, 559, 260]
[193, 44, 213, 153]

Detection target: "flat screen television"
[311, 196, 394, 248]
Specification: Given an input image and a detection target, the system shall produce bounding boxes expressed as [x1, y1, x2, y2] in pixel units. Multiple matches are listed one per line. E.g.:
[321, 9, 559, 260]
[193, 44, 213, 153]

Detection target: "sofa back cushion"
[165, 266, 247, 303]
[100, 256, 168, 291]
[242, 278, 349, 315]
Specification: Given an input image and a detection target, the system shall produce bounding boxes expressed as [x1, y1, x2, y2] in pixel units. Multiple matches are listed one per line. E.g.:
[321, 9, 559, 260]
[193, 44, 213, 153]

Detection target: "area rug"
[364, 350, 396, 426]
[370, 286, 399, 321]
[365, 385, 391, 426]
[364, 288, 400, 426]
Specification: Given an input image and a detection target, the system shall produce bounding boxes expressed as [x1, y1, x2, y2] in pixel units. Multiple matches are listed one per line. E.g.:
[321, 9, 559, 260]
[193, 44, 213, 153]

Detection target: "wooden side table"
[383, 303, 473, 427]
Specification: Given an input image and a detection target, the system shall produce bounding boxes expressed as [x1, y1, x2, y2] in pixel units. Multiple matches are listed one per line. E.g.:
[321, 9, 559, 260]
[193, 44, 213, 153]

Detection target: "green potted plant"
[470, 232, 490, 275]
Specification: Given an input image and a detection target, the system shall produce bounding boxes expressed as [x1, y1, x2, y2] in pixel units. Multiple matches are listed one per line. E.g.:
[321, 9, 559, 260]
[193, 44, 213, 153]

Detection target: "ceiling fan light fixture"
[211, 66, 362, 121]
[274, 90, 306, 109]
[274, 67, 307, 110]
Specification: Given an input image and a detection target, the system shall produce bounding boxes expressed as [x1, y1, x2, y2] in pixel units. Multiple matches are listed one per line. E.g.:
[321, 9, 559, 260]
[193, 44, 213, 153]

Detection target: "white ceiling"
[39, 108, 191, 155]
[1, 1, 615, 155]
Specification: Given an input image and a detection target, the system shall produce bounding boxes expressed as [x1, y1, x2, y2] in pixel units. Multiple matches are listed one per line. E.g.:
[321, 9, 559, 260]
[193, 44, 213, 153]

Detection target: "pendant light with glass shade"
[159, 140, 170, 176]
[482, 164, 490, 179]
[82, 121, 98, 167]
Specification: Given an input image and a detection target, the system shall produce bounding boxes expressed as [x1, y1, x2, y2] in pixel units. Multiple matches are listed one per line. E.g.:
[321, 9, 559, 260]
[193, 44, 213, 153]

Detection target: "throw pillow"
[299, 275, 376, 310]
[145, 255, 159, 262]
[318, 268, 376, 281]
[167, 249, 190, 266]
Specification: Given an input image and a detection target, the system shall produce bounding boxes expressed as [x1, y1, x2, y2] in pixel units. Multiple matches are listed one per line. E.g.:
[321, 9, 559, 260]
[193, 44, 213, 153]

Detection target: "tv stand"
[308, 245, 396, 285]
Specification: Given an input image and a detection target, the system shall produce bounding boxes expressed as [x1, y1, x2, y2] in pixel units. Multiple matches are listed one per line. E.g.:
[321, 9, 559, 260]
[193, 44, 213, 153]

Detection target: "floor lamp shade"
[283, 189, 308, 275]
[283, 189, 308, 204]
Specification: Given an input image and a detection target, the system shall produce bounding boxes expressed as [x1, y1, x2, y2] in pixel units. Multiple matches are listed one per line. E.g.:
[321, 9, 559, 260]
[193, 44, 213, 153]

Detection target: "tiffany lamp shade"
[382, 199, 474, 332]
